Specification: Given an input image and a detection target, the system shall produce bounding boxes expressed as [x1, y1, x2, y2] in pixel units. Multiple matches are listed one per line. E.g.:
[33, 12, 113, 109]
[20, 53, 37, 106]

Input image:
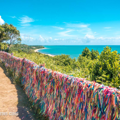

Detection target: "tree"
[0, 23, 21, 48]
[0, 43, 8, 51]
[0, 25, 9, 42]
[91, 49, 99, 60]
[92, 46, 120, 88]
[81, 47, 91, 58]
[54, 54, 73, 66]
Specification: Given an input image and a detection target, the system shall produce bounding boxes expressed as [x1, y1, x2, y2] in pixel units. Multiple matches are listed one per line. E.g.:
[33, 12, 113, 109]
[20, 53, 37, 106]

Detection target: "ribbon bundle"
[0, 51, 120, 120]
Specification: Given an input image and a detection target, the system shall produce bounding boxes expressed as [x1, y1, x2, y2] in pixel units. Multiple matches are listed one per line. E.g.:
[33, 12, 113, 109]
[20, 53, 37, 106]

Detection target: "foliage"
[0, 25, 9, 42]
[12, 51, 89, 79]
[54, 54, 76, 66]
[81, 47, 91, 58]
[81, 47, 99, 60]
[92, 46, 120, 88]
[91, 49, 99, 60]
[0, 23, 21, 45]
[0, 42, 8, 51]
[8, 45, 120, 89]
[9, 44, 44, 54]
[78, 55, 96, 79]
[29, 45, 44, 50]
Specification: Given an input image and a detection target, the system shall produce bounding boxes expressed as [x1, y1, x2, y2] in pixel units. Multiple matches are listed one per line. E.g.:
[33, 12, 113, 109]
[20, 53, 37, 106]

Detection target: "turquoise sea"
[38, 45, 120, 59]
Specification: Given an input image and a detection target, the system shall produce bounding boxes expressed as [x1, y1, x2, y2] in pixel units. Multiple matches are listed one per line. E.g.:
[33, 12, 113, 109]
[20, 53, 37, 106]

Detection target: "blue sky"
[0, 0, 120, 45]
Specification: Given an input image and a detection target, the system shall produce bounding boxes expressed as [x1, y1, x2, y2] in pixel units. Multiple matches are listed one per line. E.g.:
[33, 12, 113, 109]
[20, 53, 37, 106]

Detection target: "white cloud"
[104, 27, 111, 29]
[11, 16, 16, 18]
[82, 36, 120, 45]
[21, 33, 53, 44]
[57, 23, 94, 39]
[18, 21, 120, 45]
[74, 23, 94, 37]
[100, 37, 120, 40]
[104, 27, 112, 31]
[54, 38, 64, 41]
[52, 26, 64, 30]
[19, 16, 34, 26]
[58, 29, 74, 36]
[21, 34, 34, 41]
[49, 37, 52, 40]
[62, 36, 120, 45]
[97, 37, 104, 40]
[45, 37, 53, 42]
[95, 37, 120, 45]
[0, 16, 5, 25]
[39, 35, 44, 42]
[66, 23, 89, 28]
[38, 36, 53, 43]
[85, 34, 95, 39]
[115, 31, 120, 35]
[54, 38, 59, 40]
[19, 16, 34, 23]
[78, 28, 93, 35]
[21, 23, 31, 27]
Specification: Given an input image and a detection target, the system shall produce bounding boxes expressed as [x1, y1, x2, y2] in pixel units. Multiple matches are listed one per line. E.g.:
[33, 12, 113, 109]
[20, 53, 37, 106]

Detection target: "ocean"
[38, 45, 120, 59]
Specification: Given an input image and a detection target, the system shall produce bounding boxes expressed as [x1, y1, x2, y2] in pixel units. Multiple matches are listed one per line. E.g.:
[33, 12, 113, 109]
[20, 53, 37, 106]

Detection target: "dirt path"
[0, 63, 36, 120]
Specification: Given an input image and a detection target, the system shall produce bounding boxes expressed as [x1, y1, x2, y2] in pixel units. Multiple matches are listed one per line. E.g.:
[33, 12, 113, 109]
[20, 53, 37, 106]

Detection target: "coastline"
[34, 48, 55, 57]
[34, 48, 46, 52]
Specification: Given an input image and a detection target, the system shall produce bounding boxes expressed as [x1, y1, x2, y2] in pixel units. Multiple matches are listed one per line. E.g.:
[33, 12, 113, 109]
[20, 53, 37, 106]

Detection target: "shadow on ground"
[0, 63, 48, 120]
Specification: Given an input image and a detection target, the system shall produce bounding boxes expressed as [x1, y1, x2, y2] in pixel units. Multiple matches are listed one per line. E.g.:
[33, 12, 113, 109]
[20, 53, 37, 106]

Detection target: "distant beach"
[34, 48, 55, 57]
[35, 45, 120, 59]
[34, 48, 46, 52]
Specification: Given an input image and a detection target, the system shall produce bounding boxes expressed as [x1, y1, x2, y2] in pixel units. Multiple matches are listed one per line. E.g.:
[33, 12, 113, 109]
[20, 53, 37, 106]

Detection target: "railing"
[0, 51, 120, 120]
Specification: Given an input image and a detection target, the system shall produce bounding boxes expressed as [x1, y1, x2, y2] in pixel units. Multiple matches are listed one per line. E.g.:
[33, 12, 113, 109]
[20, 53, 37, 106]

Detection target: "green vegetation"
[0, 23, 119, 89]
[10, 46, 120, 89]
[0, 42, 44, 53]
[91, 47, 120, 88]
[0, 23, 44, 53]
[0, 23, 21, 47]
[0, 42, 8, 51]
[81, 47, 99, 60]
[9, 44, 44, 53]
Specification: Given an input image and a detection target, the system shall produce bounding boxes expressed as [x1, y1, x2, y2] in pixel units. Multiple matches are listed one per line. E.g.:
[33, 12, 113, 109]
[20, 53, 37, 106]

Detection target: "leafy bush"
[92, 46, 120, 88]
[0, 43, 8, 51]
[9, 44, 44, 54]
[11, 46, 120, 89]
[81, 47, 99, 60]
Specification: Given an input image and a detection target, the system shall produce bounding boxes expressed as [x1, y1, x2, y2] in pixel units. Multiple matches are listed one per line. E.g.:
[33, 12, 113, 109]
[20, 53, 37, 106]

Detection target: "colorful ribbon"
[0, 51, 120, 120]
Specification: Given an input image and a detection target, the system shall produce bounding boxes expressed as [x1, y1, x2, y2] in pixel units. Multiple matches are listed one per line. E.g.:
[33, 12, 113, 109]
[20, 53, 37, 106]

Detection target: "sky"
[0, 0, 120, 45]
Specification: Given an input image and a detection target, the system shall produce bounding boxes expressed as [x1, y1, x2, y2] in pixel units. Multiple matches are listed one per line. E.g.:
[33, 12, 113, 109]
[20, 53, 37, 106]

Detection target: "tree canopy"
[6, 45, 120, 89]
[0, 23, 21, 45]
[81, 47, 99, 60]
[81, 47, 91, 58]
[91, 46, 120, 88]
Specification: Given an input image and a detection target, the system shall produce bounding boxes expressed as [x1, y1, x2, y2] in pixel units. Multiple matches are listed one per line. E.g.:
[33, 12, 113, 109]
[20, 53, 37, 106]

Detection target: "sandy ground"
[34, 48, 46, 52]
[34, 48, 55, 57]
[0, 63, 36, 120]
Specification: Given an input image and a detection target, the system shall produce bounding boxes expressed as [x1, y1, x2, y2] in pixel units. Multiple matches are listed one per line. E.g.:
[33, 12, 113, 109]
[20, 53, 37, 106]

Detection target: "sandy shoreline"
[34, 48, 55, 57]
[34, 48, 46, 52]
